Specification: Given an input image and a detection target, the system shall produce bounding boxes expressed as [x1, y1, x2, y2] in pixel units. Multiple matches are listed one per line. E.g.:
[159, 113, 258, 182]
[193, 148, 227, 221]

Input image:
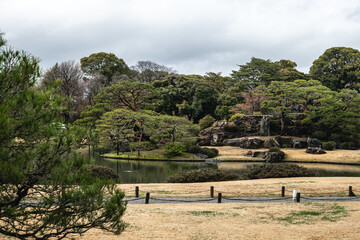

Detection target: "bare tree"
[41, 61, 85, 122]
[131, 60, 177, 83]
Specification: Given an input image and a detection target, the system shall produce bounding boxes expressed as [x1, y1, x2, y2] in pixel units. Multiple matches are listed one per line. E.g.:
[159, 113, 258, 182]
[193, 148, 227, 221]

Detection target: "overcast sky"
[1, 0, 360, 76]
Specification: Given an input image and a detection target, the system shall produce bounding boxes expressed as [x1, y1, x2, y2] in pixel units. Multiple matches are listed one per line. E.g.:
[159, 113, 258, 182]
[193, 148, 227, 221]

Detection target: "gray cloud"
[1, 0, 360, 75]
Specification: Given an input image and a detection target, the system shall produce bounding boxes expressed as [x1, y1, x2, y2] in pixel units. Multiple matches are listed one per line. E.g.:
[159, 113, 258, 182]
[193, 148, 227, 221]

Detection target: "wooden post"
[145, 192, 150, 204]
[218, 193, 222, 203]
[281, 186, 285, 197]
[135, 186, 139, 198]
[349, 186, 356, 196]
[210, 186, 214, 198]
[296, 192, 301, 202]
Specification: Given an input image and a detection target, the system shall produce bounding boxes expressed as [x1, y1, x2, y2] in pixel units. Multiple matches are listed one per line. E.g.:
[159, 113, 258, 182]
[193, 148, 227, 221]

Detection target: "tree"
[131, 60, 176, 83]
[231, 57, 282, 89]
[310, 47, 360, 91]
[231, 57, 307, 89]
[41, 60, 85, 122]
[96, 109, 199, 152]
[0, 38, 126, 239]
[80, 52, 131, 87]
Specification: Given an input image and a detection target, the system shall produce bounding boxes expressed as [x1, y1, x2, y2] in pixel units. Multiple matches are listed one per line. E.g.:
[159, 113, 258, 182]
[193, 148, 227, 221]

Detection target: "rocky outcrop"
[306, 147, 326, 154]
[198, 115, 273, 146]
[245, 150, 283, 162]
[239, 137, 264, 149]
[263, 138, 280, 148]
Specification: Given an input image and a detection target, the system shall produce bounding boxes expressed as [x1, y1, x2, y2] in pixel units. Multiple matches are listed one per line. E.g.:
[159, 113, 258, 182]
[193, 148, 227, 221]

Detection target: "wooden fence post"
[210, 186, 214, 198]
[349, 186, 356, 196]
[218, 193, 222, 203]
[296, 192, 301, 202]
[135, 186, 139, 198]
[281, 186, 285, 197]
[145, 192, 150, 204]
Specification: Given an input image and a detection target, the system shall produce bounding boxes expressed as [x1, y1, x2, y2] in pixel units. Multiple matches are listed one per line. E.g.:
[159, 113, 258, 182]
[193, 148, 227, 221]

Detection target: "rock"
[197, 153, 208, 159]
[263, 138, 280, 148]
[265, 152, 283, 162]
[239, 137, 264, 149]
[305, 147, 326, 154]
[245, 150, 268, 158]
[293, 140, 308, 149]
[307, 137, 322, 148]
[224, 139, 242, 146]
[274, 136, 293, 148]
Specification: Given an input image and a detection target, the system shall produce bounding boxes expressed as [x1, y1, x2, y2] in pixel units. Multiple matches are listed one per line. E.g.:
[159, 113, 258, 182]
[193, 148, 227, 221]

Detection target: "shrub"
[200, 147, 219, 158]
[339, 142, 356, 150]
[187, 145, 202, 154]
[312, 131, 327, 140]
[88, 165, 120, 183]
[322, 141, 336, 150]
[241, 163, 314, 180]
[229, 113, 245, 122]
[199, 115, 216, 130]
[164, 142, 186, 157]
[165, 168, 239, 183]
[268, 147, 285, 160]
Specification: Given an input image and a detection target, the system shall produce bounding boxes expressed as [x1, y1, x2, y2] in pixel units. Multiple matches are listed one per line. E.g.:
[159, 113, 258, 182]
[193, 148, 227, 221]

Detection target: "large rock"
[307, 137, 322, 148]
[224, 139, 242, 146]
[245, 150, 268, 158]
[263, 138, 280, 148]
[306, 147, 326, 154]
[274, 136, 293, 148]
[293, 140, 308, 149]
[239, 137, 264, 149]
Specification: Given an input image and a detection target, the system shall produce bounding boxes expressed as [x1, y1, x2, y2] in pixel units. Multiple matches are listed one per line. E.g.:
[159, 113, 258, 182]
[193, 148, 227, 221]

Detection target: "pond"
[93, 156, 360, 184]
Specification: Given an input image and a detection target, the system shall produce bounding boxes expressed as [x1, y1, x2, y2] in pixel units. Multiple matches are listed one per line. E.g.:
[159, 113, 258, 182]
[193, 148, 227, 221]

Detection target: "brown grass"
[75, 201, 360, 240]
[213, 146, 360, 164]
[118, 177, 360, 197]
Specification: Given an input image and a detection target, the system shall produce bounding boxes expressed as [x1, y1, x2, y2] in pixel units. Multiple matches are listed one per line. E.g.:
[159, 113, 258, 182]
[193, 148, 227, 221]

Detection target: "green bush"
[268, 147, 285, 160]
[187, 145, 202, 154]
[312, 131, 327, 140]
[164, 142, 186, 157]
[200, 147, 219, 158]
[199, 115, 216, 130]
[322, 141, 336, 150]
[229, 113, 245, 122]
[241, 163, 314, 180]
[88, 165, 120, 183]
[339, 142, 356, 150]
[165, 168, 239, 183]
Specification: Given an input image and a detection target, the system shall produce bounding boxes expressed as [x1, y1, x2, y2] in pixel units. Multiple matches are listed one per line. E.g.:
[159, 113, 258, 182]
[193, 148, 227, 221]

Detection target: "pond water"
[93, 156, 360, 184]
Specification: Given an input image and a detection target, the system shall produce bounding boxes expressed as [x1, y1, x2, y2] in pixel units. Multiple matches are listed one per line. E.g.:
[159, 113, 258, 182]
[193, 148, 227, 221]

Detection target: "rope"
[150, 198, 216, 203]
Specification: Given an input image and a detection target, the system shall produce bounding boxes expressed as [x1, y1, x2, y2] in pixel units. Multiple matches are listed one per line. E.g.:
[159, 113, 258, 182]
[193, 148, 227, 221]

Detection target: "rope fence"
[121, 185, 358, 204]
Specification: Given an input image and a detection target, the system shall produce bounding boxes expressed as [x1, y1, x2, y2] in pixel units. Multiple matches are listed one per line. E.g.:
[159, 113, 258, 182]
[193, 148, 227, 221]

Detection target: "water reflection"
[92, 155, 360, 183]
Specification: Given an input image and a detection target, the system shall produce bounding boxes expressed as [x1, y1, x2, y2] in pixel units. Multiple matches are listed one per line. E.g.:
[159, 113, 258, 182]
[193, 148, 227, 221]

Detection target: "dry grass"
[76, 201, 360, 240]
[213, 146, 360, 164]
[118, 177, 360, 197]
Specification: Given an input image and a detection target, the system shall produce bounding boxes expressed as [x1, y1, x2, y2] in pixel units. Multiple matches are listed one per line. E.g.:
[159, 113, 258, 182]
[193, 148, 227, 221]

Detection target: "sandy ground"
[213, 146, 360, 164]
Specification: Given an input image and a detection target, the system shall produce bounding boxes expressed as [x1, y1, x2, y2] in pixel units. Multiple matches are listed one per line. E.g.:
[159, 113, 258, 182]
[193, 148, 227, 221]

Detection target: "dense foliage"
[0, 35, 127, 239]
[165, 168, 239, 183]
[241, 163, 314, 180]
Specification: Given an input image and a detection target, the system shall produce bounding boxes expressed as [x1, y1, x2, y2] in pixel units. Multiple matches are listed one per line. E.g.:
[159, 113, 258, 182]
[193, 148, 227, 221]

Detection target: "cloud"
[1, 0, 360, 75]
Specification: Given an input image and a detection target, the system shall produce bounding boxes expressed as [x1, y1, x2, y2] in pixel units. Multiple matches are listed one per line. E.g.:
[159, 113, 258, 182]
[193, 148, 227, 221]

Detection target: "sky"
[1, 0, 360, 76]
